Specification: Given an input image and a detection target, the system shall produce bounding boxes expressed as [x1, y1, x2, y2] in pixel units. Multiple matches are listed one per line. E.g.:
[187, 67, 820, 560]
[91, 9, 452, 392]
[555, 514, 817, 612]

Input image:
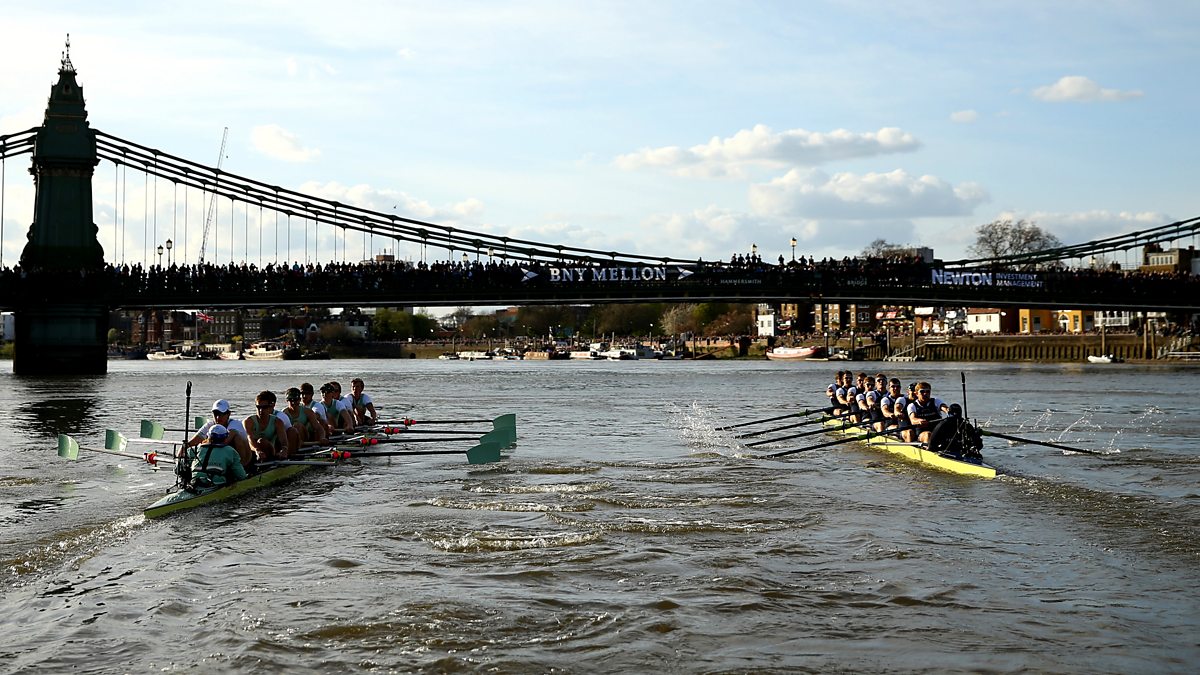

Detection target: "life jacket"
[176, 443, 229, 493]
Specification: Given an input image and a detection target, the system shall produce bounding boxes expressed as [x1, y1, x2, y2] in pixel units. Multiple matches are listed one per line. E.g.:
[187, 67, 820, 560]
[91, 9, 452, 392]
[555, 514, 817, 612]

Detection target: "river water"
[1, 359, 1197, 673]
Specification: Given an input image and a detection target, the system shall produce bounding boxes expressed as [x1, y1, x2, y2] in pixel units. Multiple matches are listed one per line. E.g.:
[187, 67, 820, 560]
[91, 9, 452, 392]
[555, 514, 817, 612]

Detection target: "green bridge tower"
[14, 39, 108, 375]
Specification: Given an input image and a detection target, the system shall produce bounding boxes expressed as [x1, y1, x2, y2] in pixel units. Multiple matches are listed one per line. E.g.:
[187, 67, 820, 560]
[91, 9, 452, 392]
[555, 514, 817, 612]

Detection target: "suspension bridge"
[1, 47, 1198, 373]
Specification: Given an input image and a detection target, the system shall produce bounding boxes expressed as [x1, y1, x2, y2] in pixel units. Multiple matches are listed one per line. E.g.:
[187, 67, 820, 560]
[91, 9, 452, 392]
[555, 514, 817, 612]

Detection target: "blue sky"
[1, 1, 1197, 269]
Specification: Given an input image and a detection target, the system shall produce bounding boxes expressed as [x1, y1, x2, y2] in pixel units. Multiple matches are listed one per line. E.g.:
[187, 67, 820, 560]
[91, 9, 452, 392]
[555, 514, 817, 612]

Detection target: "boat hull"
[766, 346, 821, 360]
[144, 463, 320, 518]
[823, 418, 997, 479]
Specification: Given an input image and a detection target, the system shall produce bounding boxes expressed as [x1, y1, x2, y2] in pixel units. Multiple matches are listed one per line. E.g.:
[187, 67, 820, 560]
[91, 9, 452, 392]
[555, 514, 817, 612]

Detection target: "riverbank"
[86, 333, 1198, 363]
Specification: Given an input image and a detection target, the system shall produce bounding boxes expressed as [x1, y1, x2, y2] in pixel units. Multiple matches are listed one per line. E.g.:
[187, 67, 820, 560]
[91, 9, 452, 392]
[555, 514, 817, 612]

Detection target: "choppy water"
[1, 359, 1198, 673]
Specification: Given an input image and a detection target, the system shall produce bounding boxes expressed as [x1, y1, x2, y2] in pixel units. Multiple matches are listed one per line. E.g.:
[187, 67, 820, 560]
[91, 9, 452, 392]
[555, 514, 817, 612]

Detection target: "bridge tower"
[14, 39, 108, 375]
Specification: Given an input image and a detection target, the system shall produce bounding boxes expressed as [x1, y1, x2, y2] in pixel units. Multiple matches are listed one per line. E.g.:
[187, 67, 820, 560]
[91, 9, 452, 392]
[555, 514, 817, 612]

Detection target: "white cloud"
[1031, 76, 1142, 103]
[251, 124, 322, 162]
[950, 109, 978, 123]
[294, 180, 484, 227]
[614, 124, 920, 178]
[749, 168, 988, 220]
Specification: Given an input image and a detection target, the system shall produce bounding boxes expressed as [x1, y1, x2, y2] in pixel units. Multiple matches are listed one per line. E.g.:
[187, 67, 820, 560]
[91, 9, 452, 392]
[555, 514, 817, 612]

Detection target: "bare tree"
[967, 219, 1062, 261]
[861, 239, 905, 258]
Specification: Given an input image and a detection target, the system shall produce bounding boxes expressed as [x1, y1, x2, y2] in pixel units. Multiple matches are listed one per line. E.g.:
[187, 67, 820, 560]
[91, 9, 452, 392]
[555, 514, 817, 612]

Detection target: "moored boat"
[766, 346, 825, 361]
[1087, 354, 1124, 364]
[146, 350, 183, 361]
[822, 417, 997, 479]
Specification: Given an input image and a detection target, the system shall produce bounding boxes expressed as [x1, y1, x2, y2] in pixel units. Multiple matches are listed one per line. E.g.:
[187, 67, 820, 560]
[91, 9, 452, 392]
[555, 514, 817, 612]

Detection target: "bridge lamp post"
[165, 239, 173, 266]
[790, 237, 796, 262]
[156, 244, 164, 268]
[487, 247, 494, 262]
[462, 252, 469, 265]
[751, 243, 757, 259]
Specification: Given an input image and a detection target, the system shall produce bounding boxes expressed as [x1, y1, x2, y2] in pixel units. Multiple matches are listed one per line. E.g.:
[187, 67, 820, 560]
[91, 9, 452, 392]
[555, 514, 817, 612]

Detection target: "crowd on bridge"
[0, 252, 1196, 307]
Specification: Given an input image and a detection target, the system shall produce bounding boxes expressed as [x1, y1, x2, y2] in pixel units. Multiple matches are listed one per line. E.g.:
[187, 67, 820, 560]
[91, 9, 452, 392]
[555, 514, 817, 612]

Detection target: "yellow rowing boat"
[822, 418, 997, 479]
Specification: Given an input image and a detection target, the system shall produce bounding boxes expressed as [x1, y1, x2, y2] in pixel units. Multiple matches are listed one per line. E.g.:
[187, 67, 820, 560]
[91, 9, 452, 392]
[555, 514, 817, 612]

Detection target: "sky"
[1, 1, 1198, 271]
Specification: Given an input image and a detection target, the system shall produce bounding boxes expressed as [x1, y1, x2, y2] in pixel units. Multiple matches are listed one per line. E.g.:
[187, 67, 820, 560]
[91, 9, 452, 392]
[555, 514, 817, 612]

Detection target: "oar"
[330, 441, 502, 464]
[345, 436, 482, 446]
[379, 414, 515, 427]
[764, 424, 909, 458]
[714, 407, 831, 432]
[57, 434, 171, 467]
[106, 429, 181, 451]
[744, 415, 858, 447]
[979, 429, 1106, 455]
[735, 410, 853, 439]
[139, 418, 205, 440]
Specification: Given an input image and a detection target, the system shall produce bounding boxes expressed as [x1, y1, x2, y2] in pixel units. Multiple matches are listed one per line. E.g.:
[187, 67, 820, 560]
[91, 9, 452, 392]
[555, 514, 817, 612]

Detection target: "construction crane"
[197, 127, 229, 263]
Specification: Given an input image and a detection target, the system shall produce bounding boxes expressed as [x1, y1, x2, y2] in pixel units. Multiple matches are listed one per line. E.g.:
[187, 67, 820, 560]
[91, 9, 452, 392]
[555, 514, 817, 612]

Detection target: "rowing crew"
[183, 378, 381, 476]
[825, 370, 982, 461]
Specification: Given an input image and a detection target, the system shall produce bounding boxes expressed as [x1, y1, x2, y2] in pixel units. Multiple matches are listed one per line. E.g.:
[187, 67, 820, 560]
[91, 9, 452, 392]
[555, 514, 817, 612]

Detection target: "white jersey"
[275, 410, 292, 430]
[198, 418, 248, 439]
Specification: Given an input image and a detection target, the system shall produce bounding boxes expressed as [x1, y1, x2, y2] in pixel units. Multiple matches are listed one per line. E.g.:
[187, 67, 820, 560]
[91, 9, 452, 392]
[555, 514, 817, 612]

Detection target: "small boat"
[458, 350, 494, 361]
[766, 346, 825, 361]
[146, 350, 183, 361]
[244, 342, 286, 360]
[438, 352, 460, 360]
[823, 417, 997, 479]
[1087, 354, 1124, 364]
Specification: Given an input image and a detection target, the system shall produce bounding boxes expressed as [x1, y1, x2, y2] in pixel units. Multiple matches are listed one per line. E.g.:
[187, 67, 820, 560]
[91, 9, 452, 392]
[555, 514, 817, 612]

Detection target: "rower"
[300, 382, 317, 411]
[282, 387, 327, 446]
[879, 378, 903, 430]
[836, 371, 858, 421]
[189, 399, 252, 467]
[348, 377, 378, 426]
[927, 404, 983, 461]
[245, 390, 289, 461]
[324, 379, 350, 425]
[177, 424, 247, 492]
[906, 381, 950, 444]
[315, 383, 355, 435]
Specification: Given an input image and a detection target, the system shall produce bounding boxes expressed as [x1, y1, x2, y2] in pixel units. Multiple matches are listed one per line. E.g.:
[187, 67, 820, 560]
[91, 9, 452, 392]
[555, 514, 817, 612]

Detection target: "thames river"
[1, 359, 1197, 673]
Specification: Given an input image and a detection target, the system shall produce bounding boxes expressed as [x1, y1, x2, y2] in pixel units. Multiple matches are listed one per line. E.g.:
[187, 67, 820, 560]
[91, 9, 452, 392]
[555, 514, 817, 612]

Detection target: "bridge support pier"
[14, 304, 109, 375]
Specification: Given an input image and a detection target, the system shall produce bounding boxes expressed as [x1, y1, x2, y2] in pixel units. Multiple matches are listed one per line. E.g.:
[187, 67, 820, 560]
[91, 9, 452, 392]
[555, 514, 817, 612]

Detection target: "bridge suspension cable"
[93, 130, 696, 268]
[0, 129, 38, 267]
[197, 127, 229, 264]
[945, 215, 1200, 268]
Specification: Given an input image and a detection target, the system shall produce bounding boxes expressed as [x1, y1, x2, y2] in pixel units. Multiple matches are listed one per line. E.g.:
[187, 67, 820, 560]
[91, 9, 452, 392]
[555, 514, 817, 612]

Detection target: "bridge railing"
[1, 260, 1198, 311]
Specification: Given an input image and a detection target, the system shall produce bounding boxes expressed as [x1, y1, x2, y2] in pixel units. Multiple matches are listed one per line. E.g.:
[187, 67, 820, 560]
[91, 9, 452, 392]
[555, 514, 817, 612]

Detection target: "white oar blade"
[57, 435, 80, 460]
[104, 429, 129, 452]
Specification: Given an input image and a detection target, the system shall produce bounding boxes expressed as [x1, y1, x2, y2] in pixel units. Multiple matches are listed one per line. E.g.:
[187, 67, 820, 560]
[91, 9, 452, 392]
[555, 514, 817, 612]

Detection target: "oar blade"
[140, 419, 166, 440]
[104, 429, 129, 452]
[57, 434, 80, 460]
[492, 413, 516, 430]
[195, 416, 206, 430]
[480, 429, 515, 449]
[466, 441, 502, 465]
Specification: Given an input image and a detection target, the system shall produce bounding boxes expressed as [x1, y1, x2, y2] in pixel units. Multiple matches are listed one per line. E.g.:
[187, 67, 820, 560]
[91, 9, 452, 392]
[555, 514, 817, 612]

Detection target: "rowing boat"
[822, 417, 997, 479]
[143, 460, 329, 519]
